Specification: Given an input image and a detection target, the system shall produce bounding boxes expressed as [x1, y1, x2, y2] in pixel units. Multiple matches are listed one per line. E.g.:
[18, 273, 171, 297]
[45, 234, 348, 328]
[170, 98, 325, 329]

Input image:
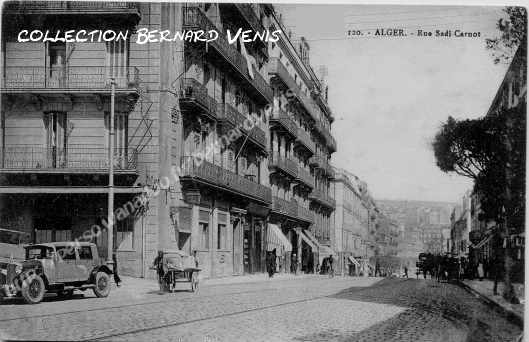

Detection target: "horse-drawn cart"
[152, 249, 200, 293]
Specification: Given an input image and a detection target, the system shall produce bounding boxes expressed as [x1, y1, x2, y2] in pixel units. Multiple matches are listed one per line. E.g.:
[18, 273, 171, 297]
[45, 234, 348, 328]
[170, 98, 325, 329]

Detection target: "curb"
[457, 280, 523, 328]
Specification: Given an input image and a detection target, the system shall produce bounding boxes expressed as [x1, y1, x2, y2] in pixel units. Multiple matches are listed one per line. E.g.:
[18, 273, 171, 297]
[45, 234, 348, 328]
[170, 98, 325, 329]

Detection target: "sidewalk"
[460, 279, 524, 327]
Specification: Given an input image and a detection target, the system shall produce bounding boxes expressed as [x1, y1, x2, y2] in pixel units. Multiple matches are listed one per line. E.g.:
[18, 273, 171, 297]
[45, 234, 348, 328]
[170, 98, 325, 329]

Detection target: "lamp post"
[107, 78, 116, 269]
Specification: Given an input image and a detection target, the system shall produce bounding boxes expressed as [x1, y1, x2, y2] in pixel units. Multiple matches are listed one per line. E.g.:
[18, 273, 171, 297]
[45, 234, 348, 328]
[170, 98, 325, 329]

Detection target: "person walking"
[328, 255, 334, 278]
[112, 252, 122, 287]
[404, 265, 408, 278]
[153, 251, 165, 292]
[477, 260, 485, 281]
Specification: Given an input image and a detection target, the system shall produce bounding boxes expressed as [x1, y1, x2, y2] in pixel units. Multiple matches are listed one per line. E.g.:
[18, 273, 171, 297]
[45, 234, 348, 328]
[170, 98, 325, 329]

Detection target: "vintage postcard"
[0, 1, 525, 341]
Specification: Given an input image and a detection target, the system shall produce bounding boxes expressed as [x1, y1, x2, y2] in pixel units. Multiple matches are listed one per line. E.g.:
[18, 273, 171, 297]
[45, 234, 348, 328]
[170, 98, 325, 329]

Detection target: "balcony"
[180, 156, 272, 204]
[217, 103, 267, 150]
[268, 152, 297, 178]
[309, 154, 326, 168]
[4, 1, 141, 17]
[232, 4, 265, 37]
[271, 196, 297, 218]
[179, 78, 218, 120]
[182, 5, 273, 104]
[297, 205, 314, 224]
[296, 166, 314, 189]
[269, 107, 297, 137]
[309, 188, 336, 209]
[1, 66, 139, 95]
[0, 146, 137, 173]
[268, 58, 300, 97]
[295, 127, 315, 155]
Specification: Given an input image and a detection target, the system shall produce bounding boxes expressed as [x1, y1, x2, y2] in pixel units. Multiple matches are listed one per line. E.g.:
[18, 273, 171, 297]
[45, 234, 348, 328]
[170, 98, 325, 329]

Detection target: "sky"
[278, 4, 510, 203]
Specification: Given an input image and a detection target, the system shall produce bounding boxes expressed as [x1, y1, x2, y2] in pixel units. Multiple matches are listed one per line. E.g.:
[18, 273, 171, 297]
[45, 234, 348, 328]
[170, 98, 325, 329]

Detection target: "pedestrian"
[267, 248, 276, 278]
[112, 252, 122, 287]
[291, 253, 297, 274]
[477, 260, 484, 281]
[404, 265, 408, 278]
[153, 251, 165, 292]
[328, 255, 334, 277]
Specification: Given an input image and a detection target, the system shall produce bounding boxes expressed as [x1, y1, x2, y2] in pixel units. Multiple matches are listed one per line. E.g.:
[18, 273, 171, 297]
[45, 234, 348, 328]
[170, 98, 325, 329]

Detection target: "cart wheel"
[191, 272, 199, 293]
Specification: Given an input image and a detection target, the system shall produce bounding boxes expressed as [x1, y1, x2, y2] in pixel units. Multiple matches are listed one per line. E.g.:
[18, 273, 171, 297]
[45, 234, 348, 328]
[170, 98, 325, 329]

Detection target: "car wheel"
[21, 274, 45, 304]
[93, 272, 111, 298]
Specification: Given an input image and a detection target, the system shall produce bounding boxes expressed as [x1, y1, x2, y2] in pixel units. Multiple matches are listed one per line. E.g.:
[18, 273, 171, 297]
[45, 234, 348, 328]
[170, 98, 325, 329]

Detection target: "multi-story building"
[468, 39, 526, 280]
[266, 8, 336, 274]
[0, 2, 337, 278]
[450, 190, 472, 257]
[331, 168, 375, 275]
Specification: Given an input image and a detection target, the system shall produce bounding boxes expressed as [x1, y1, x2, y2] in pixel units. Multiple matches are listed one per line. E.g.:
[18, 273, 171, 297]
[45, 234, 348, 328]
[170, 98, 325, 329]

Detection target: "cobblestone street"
[0, 276, 522, 341]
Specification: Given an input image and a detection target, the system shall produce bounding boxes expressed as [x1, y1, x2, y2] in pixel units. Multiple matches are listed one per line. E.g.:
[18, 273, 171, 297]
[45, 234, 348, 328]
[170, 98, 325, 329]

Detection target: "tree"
[486, 6, 527, 64]
[432, 102, 525, 303]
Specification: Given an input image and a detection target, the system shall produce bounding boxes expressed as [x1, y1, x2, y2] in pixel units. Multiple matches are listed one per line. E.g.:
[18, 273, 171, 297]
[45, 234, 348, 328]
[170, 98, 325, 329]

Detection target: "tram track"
[83, 293, 333, 341]
[0, 276, 342, 322]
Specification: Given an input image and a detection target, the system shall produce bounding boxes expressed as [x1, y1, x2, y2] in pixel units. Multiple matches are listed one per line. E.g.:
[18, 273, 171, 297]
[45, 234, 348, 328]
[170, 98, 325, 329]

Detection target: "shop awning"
[267, 224, 292, 253]
[472, 234, 493, 249]
[299, 230, 318, 251]
[348, 256, 360, 267]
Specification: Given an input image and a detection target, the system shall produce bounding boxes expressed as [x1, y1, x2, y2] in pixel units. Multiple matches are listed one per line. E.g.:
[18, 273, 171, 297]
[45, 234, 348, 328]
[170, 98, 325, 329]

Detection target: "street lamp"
[107, 78, 116, 269]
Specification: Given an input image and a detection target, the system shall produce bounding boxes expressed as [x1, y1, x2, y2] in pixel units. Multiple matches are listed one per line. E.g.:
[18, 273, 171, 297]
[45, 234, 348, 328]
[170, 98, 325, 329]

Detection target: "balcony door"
[105, 112, 128, 169]
[48, 42, 66, 88]
[106, 41, 128, 87]
[45, 112, 67, 168]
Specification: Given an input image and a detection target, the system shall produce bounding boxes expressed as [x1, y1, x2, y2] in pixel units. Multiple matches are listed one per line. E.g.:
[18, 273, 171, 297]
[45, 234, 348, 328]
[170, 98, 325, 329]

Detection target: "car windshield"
[26, 246, 54, 259]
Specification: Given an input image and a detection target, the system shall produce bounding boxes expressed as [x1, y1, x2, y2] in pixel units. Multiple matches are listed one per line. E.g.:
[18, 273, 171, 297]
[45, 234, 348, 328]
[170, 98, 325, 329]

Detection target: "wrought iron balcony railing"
[295, 127, 315, 155]
[1, 66, 139, 92]
[297, 205, 314, 224]
[268, 152, 297, 178]
[269, 107, 297, 137]
[0, 146, 137, 171]
[179, 78, 218, 119]
[233, 4, 265, 34]
[272, 196, 297, 218]
[268, 58, 300, 97]
[182, 5, 272, 103]
[218, 103, 267, 150]
[309, 188, 336, 209]
[4, 1, 141, 15]
[180, 156, 272, 204]
[296, 166, 314, 188]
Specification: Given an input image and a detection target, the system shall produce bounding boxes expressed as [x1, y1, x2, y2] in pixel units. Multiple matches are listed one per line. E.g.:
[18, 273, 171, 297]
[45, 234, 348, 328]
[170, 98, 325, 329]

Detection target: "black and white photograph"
[0, 1, 526, 341]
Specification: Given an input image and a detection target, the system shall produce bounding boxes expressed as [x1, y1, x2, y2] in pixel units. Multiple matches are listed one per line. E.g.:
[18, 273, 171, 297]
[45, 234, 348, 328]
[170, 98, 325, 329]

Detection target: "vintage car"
[0, 228, 30, 286]
[0, 242, 113, 304]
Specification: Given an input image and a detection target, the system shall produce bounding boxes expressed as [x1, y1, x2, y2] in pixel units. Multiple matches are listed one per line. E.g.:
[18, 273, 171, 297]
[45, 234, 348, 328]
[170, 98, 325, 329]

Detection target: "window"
[44, 112, 67, 168]
[56, 245, 76, 260]
[105, 112, 129, 168]
[78, 246, 93, 260]
[200, 222, 209, 249]
[217, 224, 227, 249]
[48, 42, 66, 87]
[106, 40, 129, 87]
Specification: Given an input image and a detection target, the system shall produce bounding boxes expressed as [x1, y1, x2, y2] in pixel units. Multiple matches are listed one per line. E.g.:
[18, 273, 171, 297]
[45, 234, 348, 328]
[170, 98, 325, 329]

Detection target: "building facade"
[331, 168, 376, 275]
[0, 2, 337, 278]
[267, 9, 336, 274]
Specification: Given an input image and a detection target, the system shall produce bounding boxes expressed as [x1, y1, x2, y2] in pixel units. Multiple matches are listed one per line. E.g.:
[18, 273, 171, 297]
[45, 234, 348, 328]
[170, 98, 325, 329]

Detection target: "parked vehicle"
[0, 242, 113, 304]
[0, 228, 30, 290]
